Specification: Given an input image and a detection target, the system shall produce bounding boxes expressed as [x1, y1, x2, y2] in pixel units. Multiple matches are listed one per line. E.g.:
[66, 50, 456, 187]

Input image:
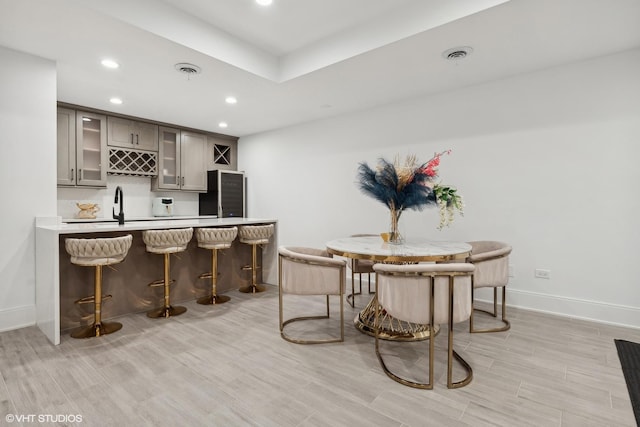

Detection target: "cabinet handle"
[70, 168, 73, 181]
[79, 168, 82, 181]
[136, 134, 139, 144]
[181, 176, 184, 186]
[130, 133, 134, 144]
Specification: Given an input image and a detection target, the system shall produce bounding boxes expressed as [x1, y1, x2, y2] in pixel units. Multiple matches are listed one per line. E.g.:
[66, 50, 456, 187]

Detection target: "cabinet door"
[134, 122, 159, 151]
[108, 117, 159, 151]
[57, 108, 76, 186]
[107, 117, 135, 148]
[155, 126, 181, 190]
[180, 131, 207, 191]
[76, 111, 107, 187]
[220, 171, 245, 217]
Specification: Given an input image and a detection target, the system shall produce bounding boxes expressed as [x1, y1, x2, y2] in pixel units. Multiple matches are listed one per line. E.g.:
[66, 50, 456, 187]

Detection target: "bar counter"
[35, 216, 278, 344]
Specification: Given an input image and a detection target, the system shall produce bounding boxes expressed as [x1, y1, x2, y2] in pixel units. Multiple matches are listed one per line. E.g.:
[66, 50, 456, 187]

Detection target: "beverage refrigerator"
[199, 170, 246, 217]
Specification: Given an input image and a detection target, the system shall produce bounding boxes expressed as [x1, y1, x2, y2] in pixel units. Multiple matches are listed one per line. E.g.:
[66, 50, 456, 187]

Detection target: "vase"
[388, 207, 404, 244]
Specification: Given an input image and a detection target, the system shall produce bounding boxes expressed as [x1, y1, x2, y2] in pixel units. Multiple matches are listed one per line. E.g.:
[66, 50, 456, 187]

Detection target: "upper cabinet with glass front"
[152, 127, 206, 192]
[58, 108, 107, 188]
[76, 111, 107, 187]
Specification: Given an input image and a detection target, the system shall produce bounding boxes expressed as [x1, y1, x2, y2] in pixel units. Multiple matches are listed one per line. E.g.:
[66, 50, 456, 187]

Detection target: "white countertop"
[36, 216, 277, 234]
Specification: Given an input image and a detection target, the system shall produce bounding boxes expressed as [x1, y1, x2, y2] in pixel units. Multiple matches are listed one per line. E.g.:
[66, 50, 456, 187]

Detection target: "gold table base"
[354, 297, 438, 341]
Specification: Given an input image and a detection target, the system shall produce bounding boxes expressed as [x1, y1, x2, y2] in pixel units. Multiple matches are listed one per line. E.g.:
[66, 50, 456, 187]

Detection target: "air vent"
[442, 47, 473, 61]
[174, 63, 201, 76]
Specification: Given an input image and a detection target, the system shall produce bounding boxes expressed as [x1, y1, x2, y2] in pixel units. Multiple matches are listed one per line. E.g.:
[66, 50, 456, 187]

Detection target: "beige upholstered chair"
[196, 226, 238, 305]
[142, 228, 193, 318]
[238, 224, 274, 293]
[347, 234, 376, 308]
[65, 234, 133, 338]
[278, 246, 346, 344]
[466, 241, 512, 333]
[373, 263, 475, 389]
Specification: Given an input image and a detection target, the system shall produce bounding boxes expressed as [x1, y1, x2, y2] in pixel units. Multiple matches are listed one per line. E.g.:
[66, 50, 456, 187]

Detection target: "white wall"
[239, 48, 640, 328]
[0, 46, 57, 331]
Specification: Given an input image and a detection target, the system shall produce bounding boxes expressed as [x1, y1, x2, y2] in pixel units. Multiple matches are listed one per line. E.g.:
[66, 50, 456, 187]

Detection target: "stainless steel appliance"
[199, 170, 245, 217]
[152, 197, 174, 217]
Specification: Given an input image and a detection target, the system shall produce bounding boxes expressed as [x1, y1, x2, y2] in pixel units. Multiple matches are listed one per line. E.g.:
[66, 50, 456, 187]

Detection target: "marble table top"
[326, 235, 471, 262]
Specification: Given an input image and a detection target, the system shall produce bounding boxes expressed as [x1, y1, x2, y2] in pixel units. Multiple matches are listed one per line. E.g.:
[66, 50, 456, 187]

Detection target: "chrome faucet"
[112, 186, 125, 225]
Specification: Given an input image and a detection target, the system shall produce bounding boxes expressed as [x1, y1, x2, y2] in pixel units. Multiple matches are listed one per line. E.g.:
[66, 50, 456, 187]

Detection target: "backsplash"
[57, 175, 199, 219]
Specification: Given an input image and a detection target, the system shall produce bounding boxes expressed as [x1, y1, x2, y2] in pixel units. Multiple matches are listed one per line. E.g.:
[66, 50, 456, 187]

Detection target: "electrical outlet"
[508, 264, 515, 277]
[534, 269, 551, 279]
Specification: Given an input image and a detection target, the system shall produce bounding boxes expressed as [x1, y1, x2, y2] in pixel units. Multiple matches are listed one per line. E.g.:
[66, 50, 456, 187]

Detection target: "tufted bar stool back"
[142, 228, 193, 318]
[195, 226, 238, 305]
[65, 234, 133, 338]
[238, 224, 274, 293]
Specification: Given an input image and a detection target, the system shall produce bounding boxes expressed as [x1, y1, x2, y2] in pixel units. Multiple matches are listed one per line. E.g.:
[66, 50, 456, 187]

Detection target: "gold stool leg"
[198, 248, 230, 305]
[239, 243, 266, 293]
[71, 265, 122, 339]
[148, 253, 187, 318]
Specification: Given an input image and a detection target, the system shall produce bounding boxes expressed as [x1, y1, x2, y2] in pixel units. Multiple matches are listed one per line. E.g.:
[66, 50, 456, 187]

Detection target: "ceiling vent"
[175, 63, 201, 78]
[442, 47, 473, 61]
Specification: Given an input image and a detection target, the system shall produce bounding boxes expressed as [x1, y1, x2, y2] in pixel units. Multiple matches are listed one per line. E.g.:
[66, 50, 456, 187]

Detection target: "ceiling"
[1, 0, 639, 137]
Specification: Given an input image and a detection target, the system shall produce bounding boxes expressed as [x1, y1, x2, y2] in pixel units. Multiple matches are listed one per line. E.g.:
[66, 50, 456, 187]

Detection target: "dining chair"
[278, 246, 346, 344]
[373, 262, 475, 389]
[466, 241, 512, 333]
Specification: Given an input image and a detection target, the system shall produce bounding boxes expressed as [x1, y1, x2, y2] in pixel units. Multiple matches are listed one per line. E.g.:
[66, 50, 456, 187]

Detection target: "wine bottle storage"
[108, 148, 158, 176]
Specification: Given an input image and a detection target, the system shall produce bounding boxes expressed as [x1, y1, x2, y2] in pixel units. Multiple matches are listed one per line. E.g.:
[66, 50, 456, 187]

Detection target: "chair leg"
[240, 244, 266, 293]
[447, 276, 473, 388]
[346, 269, 361, 308]
[148, 253, 187, 318]
[470, 285, 510, 333]
[280, 294, 344, 344]
[71, 265, 122, 338]
[198, 248, 230, 305]
[374, 288, 435, 389]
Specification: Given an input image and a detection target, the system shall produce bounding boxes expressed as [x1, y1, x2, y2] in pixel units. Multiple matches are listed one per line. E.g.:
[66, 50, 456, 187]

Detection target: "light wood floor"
[0, 285, 638, 427]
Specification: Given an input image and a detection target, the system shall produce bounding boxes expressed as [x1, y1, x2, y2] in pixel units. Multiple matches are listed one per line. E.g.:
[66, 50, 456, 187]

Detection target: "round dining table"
[326, 235, 471, 341]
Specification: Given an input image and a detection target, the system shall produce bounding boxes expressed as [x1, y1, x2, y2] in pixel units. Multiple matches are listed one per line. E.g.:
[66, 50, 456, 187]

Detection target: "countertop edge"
[36, 216, 277, 234]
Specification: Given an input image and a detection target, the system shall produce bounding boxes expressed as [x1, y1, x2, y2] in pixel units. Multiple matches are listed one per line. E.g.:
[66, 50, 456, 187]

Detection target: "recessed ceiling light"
[101, 59, 119, 69]
[82, 117, 92, 122]
[110, 97, 123, 105]
[225, 96, 237, 104]
[218, 122, 228, 128]
[256, 0, 273, 5]
[442, 46, 474, 61]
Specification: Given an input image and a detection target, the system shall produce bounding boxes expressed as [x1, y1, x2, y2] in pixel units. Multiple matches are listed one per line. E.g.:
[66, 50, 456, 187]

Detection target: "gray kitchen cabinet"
[57, 108, 107, 187]
[107, 116, 158, 151]
[206, 135, 238, 171]
[152, 127, 206, 192]
[57, 108, 76, 186]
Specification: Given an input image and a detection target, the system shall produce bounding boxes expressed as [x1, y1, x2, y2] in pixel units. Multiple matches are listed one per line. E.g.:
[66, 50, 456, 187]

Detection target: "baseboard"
[0, 305, 36, 333]
[358, 278, 640, 330]
[498, 288, 640, 330]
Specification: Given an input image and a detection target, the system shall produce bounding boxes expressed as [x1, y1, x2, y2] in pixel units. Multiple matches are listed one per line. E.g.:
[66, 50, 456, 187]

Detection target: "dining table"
[326, 235, 471, 341]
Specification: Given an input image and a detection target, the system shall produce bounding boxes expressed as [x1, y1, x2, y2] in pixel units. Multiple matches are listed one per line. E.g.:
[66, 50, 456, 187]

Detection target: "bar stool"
[196, 226, 238, 305]
[65, 234, 133, 338]
[142, 228, 193, 318]
[238, 224, 274, 293]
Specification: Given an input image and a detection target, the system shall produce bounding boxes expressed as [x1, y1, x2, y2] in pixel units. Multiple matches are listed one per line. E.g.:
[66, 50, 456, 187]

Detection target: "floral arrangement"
[357, 150, 463, 239]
